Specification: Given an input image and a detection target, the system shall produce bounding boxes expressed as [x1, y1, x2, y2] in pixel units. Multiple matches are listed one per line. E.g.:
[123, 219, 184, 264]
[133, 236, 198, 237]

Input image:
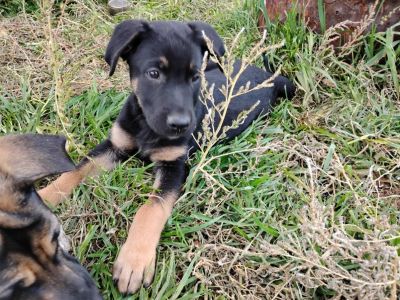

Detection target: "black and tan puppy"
[0, 134, 102, 300]
[39, 20, 295, 294]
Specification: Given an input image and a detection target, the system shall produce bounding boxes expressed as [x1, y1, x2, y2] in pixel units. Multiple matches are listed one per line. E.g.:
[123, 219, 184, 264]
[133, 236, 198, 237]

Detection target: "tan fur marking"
[0, 194, 17, 211]
[39, 239, 56, 261]
[131, 192, 176, 238]
[38, 171, 83, 206]
[131, 192, 177, 237]
[110, 123, 136, 151]
[6, 254, 40, 287]
[38, 152, 116, 205]
[160, 56, 169, 68]
[113, 192, 178, 293]
[31, 212, 60, 263]
[0, 142, 46, 180]
[149, 146, 187, 162]
[18, 267, 36, 287]
[0, 179, 20, 211]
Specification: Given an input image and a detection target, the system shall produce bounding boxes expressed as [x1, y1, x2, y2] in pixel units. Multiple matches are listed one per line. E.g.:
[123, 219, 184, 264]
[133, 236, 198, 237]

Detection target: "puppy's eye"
[147, 69, 160, 79]
[192, 74, 200, 82]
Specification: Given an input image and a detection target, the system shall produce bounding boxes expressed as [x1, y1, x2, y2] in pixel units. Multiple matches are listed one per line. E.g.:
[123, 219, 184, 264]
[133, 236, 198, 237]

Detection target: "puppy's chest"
[131, 127, 189, 163]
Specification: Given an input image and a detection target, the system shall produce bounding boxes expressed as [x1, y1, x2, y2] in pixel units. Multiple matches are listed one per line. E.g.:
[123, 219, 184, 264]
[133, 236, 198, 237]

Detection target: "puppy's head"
[105, 20, 225, 139]
[0, 134, 102, 300]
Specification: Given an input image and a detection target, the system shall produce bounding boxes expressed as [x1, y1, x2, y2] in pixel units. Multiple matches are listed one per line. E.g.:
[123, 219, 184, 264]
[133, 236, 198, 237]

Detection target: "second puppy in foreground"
[39, 20, 295, 294]
[0, 134, 102, 300]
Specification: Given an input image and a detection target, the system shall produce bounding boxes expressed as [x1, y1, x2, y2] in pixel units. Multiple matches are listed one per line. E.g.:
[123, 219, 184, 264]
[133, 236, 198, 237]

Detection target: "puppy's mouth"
[167, 130, 189, 140]
[163, 128, 190, 140]
[167, 134, 182, 140]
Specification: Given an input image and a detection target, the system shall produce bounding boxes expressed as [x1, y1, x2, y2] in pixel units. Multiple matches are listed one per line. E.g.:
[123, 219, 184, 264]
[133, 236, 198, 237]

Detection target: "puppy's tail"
[262, 53, 296, 100]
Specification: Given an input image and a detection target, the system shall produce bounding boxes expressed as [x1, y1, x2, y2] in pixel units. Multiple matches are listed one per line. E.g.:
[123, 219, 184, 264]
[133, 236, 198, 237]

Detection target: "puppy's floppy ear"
[105, 20, 148, 76]
[188, 21, 225, 58]
[0, 134, 75, 184]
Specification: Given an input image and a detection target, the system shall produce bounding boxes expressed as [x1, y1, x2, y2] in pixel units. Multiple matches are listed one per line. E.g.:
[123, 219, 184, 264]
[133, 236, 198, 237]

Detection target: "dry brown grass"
[0, 3, 128, 102]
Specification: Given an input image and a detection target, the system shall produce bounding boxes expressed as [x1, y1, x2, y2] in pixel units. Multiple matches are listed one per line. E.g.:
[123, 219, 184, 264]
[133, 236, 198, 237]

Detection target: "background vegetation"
[0, 0, 399, 299]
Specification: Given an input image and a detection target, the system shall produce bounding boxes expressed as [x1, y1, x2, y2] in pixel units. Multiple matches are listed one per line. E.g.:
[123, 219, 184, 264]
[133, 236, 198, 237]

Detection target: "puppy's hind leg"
[39, 123, 136, 206]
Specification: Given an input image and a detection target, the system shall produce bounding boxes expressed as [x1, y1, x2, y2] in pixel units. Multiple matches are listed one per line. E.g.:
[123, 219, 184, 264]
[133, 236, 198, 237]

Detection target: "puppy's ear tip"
[0, 134, 76, 184]
[188, 21, 225, 59]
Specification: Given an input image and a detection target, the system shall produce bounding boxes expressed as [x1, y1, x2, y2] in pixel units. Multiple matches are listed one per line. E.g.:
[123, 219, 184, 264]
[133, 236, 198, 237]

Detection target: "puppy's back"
[191, 60, 294, 147]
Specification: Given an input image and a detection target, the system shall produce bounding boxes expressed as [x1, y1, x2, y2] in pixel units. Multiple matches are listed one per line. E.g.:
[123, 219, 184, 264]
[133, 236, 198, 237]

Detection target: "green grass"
[1, 0, 399, 299]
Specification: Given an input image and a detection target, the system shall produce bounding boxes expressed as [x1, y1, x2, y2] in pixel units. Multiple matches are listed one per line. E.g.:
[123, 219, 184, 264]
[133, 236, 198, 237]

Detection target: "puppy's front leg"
[38, 123, 136, 206]
[113, 159, 185, 295]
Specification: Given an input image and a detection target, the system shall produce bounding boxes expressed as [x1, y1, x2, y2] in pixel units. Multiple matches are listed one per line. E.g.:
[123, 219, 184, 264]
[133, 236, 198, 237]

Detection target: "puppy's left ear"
[188, 21, 225, 58]
[0, 134, 75, 184]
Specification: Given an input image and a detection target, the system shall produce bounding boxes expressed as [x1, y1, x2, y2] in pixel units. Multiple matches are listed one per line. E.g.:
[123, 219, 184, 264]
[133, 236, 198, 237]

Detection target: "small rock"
[108, 0, 130, 15]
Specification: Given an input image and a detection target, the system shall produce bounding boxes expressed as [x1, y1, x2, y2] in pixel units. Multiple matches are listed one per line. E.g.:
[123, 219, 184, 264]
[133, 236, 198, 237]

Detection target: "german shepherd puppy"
[0, 134, 102, 300]
[38, 20, 295, 294]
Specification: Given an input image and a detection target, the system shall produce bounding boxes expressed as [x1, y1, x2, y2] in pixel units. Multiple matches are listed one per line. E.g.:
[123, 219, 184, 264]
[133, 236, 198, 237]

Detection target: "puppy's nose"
[167, 113, 191, 132]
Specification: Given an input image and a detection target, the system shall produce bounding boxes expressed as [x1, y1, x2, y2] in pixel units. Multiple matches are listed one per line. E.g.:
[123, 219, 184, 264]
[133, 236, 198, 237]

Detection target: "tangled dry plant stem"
[191, 129, 399, 298]
[190, 30, 285, 182]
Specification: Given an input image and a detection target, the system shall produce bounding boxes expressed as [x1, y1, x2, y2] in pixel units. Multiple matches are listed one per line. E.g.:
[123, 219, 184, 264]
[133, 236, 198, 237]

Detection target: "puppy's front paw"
[38, 184, 65, 205]
[112, 242, 156, 295]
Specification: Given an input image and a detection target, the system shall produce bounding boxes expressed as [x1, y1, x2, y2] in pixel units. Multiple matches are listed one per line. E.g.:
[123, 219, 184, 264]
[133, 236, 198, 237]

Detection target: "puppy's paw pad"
[113, 243, 156, 295]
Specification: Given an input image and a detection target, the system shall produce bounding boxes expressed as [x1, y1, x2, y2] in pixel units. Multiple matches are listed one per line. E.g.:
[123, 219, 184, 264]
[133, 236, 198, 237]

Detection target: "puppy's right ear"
[105, 20, 147, 76]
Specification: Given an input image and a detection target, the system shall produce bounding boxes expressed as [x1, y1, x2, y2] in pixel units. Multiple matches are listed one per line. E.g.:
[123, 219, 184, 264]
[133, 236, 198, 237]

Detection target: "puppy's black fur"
[39, 20, 295, 295]
[90, 19, 294, 190]
[105, 20, 294, 192]
[0, 134, 102, 300]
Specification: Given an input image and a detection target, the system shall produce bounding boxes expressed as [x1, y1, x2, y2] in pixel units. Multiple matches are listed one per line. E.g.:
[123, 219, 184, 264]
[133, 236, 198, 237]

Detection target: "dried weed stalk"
[190, 30, 284, 181]
[0, 2, 123, 100]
